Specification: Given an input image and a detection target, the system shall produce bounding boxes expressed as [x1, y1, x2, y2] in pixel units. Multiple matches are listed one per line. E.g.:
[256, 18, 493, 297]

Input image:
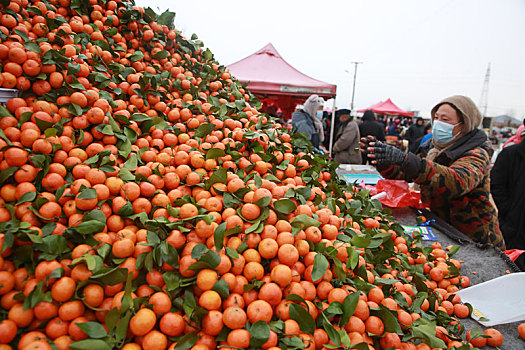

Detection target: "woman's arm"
[414, 147, 490, 199]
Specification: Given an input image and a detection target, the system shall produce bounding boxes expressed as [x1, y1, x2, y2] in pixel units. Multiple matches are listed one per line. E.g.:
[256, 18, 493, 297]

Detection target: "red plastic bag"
[504, 249, 525, 262]
[367, 179, 427, 208]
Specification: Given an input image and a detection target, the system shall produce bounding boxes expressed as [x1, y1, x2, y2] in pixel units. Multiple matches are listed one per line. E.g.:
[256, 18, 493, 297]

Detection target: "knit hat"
[303, 95, 324, 119]
[430, 95, 482, 134]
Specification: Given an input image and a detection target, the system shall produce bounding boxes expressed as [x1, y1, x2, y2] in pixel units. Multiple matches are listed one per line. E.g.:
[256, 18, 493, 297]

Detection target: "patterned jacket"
[381, 129, 505, 248]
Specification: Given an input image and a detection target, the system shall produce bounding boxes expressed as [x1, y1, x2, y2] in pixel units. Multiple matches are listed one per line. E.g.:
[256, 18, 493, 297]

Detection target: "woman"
[361, 95, 504, 248]
[291, 95, 324, 150]
[332, 109, 362, 164]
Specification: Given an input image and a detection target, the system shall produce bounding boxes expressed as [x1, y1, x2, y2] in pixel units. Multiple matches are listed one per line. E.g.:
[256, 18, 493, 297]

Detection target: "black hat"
[336, 109, 351, 117]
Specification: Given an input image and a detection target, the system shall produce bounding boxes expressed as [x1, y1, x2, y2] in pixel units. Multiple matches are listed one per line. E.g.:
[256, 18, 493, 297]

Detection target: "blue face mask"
[316, 110, 323, 119]
[432, 120, 461, 143]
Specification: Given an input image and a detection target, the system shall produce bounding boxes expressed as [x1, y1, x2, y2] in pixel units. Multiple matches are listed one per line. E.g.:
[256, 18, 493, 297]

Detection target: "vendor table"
[393, 208, 523, 349]
[336, 165, 524, 349]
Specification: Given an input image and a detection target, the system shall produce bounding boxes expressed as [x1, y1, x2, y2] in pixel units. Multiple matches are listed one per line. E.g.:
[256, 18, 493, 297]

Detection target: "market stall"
[337, 166, 525, 349]
[227, 43, 337, 118]
[357, 98, 414, 117]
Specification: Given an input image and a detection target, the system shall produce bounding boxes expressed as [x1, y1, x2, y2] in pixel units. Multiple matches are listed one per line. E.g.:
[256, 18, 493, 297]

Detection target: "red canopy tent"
[227, 43, 337, 118]
[357, 98, 414, 117]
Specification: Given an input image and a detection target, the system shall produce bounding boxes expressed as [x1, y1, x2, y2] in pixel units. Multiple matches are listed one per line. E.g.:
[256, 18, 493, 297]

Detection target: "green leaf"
[69, 339, 111, 350]
[205, 168, 227, 190]
[14, 29, 29, 41]
[225, 247, 239, 259]
[0, 167, 17, 185]
[119, 168, 135, 181]
[250, 321, 271, 348]
[410, 318, 447, 348]
[82, 209, 106, 223]
[77, 187, 97, 199]
[194, 123, 214, 138]
[35, 116, 54, 132]
[447, 245, 460, 257]
[153, 50, 169, 60]
[351, 235, 371, 248]
[163, 271, 180, 291]
[340, 292, 360, 326]
[321, 312, 341, 346]
[76, 322, 108, 339]
[68, 102, 83, 116]
[212, 279, 229, 299]
[130, 113, 150, 122]
[172, 331, 198, 349]
[17, 191, 37, 205]
[273, 198, 297, 214]
[73, 220, 105, 235]
[129, 50, 144, 62]
[117, 201, 133, 217]
[157, 10, 176, 29]
[311, 253, 329, 282]
[90, 267, 128, 286]
[255, 196, 272, 208]
[370, 305, 403, 334]
[24, 41, 42, 53]
[291, 214, 320, 230]
[205, 148, 225, 160]
[213, 222, 226, 251]
[289, 303, 315, 335]
[191, 243, 209, 260]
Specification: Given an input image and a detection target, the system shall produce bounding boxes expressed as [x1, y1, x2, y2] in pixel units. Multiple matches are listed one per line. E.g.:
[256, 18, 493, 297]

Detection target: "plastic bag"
[367, 179, 427, 208]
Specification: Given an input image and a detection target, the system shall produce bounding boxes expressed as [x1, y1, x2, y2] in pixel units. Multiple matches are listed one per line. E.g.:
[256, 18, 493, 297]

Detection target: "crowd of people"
[288, 94, 525, 266]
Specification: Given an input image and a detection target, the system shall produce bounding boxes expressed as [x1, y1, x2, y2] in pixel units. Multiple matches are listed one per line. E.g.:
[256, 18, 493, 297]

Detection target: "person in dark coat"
[361, 95, 504, 248]
[490, 122, 525, 249]
[332, 109, 362, 164]
[359, 110, 385, 164]
[359, 110, 385, 141]
[406, 117, 426, 153]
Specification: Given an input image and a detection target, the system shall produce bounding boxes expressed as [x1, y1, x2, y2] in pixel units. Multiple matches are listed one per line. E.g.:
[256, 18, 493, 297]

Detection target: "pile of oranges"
[0, 0, 517, 349]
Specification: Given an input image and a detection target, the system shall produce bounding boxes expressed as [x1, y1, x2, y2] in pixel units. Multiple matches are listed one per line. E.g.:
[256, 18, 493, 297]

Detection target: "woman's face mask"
[432, 120, 461, 143]
[316, 110, 323, 119]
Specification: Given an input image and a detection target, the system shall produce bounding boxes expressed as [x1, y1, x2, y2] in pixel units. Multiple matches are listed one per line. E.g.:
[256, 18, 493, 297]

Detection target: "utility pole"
[479, 63, 491, 117]
[350, 61, 362, 111]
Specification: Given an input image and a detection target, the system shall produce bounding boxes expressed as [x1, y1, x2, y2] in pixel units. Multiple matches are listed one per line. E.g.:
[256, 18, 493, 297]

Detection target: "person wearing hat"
[360, 95, 504, 248]
[292, 95, 324, 150]
[490, 119, 525, 250]
[332, 109, 362, 164]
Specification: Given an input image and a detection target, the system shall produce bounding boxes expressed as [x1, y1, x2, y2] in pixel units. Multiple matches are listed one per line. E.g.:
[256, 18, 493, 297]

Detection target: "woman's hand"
[360, 136, 407, 167]
[359, 136, 376, 162]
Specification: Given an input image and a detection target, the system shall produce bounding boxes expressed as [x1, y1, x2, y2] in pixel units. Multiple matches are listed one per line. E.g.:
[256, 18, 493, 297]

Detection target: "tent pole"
[329, 98, 336, 157]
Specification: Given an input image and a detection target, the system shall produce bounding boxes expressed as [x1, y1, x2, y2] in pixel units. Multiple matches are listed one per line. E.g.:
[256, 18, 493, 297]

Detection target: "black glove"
[370, 141, 425, 181]
[373, 142, 406, 167]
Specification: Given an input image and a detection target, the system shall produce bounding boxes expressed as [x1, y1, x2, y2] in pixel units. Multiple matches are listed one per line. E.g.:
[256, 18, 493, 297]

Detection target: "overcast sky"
[136, 0, 525, 119]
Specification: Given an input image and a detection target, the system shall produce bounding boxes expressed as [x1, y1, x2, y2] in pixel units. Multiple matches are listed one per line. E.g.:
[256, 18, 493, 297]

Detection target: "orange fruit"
[129, 308, 156, 336]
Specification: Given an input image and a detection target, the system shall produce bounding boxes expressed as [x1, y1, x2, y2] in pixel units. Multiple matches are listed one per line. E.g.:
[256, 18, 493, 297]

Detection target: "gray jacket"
[333, 120, 362, 164]
[292, 110, 320, 148]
